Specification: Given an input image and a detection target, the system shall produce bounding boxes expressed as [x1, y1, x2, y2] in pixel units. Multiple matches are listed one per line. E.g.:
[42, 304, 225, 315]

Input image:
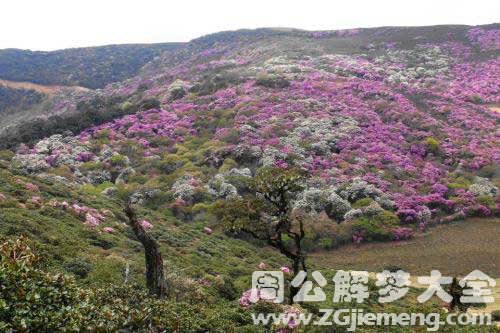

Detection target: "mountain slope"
[0, 43, 183, 138]
[0, 43, 182, 89]
[4, 23, 499, 249]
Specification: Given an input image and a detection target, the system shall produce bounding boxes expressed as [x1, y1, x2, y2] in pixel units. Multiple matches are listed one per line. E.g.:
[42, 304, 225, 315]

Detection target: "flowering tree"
[215, 166, 307, 302]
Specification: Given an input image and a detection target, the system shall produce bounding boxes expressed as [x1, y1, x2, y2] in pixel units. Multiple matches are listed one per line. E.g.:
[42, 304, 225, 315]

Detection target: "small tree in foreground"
[214, 166, 307, 302]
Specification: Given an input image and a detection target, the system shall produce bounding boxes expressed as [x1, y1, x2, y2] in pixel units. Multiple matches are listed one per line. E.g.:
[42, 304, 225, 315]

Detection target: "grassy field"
[310, 218, 500, 315]
[310, 218, 500, 277]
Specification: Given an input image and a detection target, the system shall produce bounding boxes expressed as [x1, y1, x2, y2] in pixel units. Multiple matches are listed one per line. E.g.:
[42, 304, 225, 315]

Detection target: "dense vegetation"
[0, 24, 499, 331]
[0, 43, 182, 89]
[0, 85, 43, 114]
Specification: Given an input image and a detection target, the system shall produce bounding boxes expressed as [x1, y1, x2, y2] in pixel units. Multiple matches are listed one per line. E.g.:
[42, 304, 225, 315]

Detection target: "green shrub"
[120, 101, 134, 111]
[157, 154, 185, 174]
[0, 237, 251, 332]
[255, 73, 291, 89]
[478, 164, 498, 178]
[352, 198, 374, 209]
[425, 137, 439, 154]
[64, 258, 93, 279]
[476, 195, 495, 208]
[318, 237, 333, 250]
[0, 237, 90, 331]
[109, 154, 128, 167]
[0, 150, 14, 161]
[353, 211, 399, 242]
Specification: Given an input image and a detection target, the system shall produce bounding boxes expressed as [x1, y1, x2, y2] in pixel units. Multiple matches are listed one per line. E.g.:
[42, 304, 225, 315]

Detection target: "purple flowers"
[141, 220, 153, 229]
[75, 151, 95, 162]
[467, 28, 500, 51]
[18, 26, 498, 237]
[103, 227, 115, 233]
[24, 183, 39, 192]
[392, 227, 414, 241]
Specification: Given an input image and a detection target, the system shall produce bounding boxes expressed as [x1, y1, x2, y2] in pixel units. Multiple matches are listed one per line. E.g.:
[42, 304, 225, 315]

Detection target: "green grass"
[310, 218, 500, 277]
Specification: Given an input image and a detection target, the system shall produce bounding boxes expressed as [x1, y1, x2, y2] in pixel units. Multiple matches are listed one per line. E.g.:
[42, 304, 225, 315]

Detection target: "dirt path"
[0, 78, 89, 95]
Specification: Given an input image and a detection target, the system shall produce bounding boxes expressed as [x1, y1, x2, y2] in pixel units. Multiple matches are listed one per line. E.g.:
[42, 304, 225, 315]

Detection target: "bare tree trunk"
[124, 202, 167, 298]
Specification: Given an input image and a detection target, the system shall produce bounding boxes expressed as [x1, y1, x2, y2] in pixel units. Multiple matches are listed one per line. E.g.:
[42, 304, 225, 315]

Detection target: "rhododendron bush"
[9, 25, 500, 248]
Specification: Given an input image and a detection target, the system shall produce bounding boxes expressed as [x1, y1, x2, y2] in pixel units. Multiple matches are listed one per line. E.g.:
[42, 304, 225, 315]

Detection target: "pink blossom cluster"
[80, 109, 196, 153]
[71, 203, 107, 227]
[392, 227, 414, 241]
[467, 28, 500, 51]
[141, 219, 153, 229]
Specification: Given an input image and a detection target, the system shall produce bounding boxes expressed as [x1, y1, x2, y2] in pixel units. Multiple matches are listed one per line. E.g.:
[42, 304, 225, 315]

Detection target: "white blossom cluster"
[469, 177, 498, 197]
[171, 175, 199, 202]
[206, 168, 252, 200]
[12, 134, 91, 173]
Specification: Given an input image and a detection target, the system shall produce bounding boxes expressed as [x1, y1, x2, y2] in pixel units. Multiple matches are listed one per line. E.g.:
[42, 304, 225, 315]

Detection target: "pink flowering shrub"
[70, 203, 107, 228]
[25, 183, 39, 192]
[141, 220, 153, 229]
[76, 151, 95, 162]
[10, 26, 499, 248]
[103, 227, 115, 233]
[280, 266, 291, 274]
[30, 196, 42, 205]
[392, 227, 414, 241]
[467, 28, 500, 51]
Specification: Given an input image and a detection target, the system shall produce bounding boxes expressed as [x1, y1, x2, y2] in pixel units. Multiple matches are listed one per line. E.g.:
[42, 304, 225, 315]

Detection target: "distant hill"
[0, 43, 182, 89]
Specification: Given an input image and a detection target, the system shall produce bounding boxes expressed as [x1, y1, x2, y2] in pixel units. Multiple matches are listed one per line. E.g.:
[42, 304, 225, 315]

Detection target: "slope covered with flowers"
[8, 24, 500, 248]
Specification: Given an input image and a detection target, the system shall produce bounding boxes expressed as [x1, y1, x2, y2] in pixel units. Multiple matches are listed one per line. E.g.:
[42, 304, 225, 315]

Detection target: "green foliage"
[0, 237, 90, 332]
[157, 154, 185, 174]
[109, 154, 128, 167]
[0, 94, 141, 149]
[447, 175, 472, 190]
[189, 72, 242, 96]
[318, 237, 333, 250]
[0, 86, 43, 114]
[253, 167, 305, 203]
[476, 195, 495, 208]
[492, 310, 500, 321]
[478, 164, 498, 178]
[219, 158, 238, 173]
[121, 101, 134, 111]
[0, 44, 180, 89]
[0, 237, 252, 332]
[255, 73, 291, 88]
[425, 137, 439, 153]
[352, 198, 374, 208]
[64, 258, 93, 279]
[353, 211, 399, 241]
[0, 150, 14, 161]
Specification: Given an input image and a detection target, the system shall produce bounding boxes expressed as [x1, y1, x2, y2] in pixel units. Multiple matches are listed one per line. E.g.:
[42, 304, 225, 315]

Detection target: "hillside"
[0, 24, 499, 331]
[0, 43, 183, 137]
[0, 43, 182, 89]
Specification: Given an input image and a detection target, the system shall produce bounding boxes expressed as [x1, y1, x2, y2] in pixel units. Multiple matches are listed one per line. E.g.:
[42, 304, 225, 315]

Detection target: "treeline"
[0, 95, 160, 149]
[0, 43, 182, 89]
[0, 86, 44, 113]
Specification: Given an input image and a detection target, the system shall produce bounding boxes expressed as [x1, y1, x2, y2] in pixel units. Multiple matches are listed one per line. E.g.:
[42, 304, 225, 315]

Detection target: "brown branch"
[124, 201, 167, 298]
